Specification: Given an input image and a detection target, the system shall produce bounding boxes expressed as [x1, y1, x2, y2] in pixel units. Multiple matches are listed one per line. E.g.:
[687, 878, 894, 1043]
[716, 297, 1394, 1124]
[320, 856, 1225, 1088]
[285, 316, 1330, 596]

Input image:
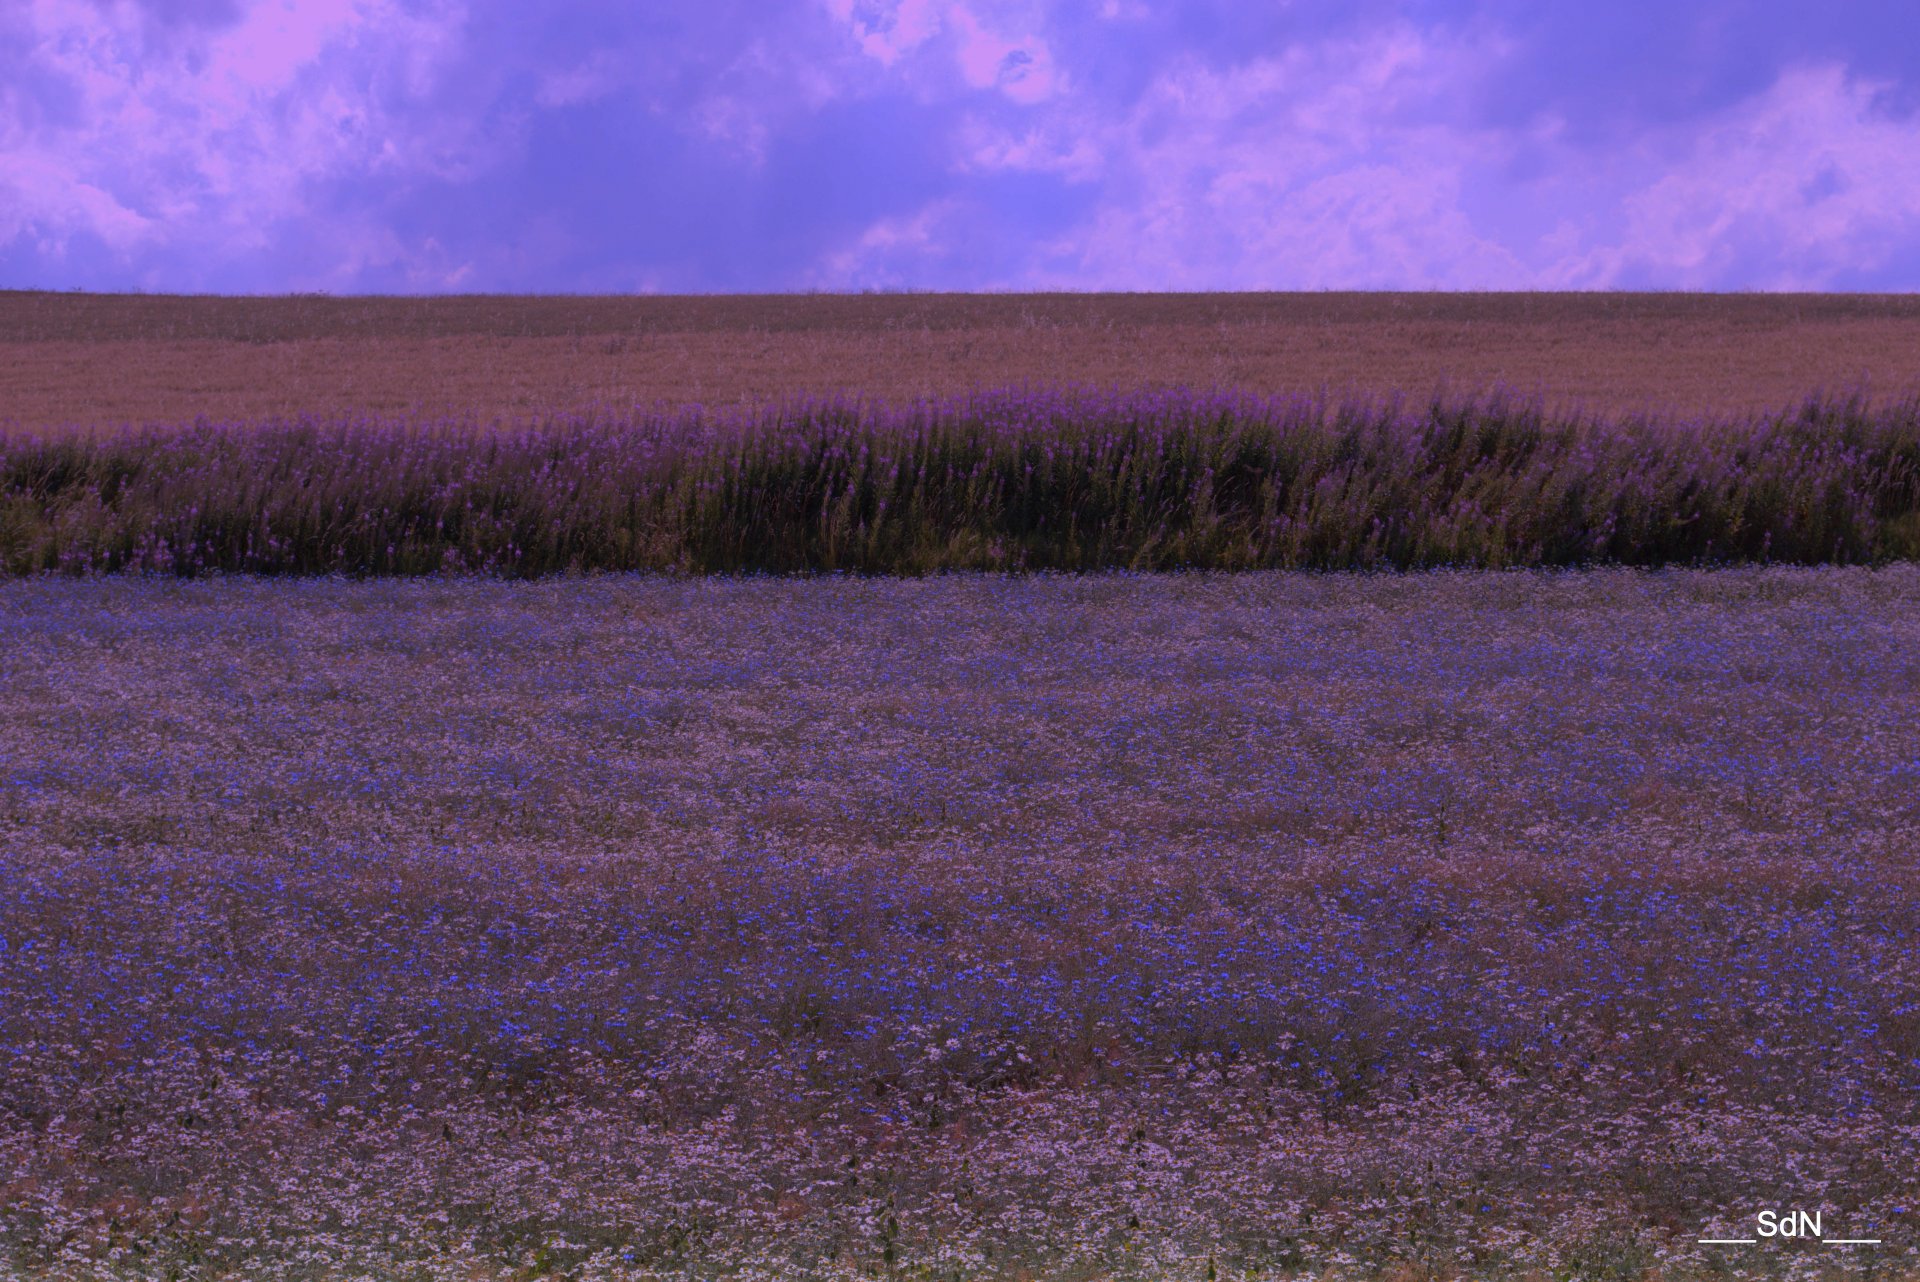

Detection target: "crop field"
[4, 570, 1920, 1280]
[5, 292, 1920, 1282]
[6, 291, 1920, 432]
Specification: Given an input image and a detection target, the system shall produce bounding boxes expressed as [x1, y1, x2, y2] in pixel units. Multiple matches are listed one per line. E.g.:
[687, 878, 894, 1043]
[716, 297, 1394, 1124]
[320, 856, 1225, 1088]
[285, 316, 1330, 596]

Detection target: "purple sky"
[5, 0, 1919, 294]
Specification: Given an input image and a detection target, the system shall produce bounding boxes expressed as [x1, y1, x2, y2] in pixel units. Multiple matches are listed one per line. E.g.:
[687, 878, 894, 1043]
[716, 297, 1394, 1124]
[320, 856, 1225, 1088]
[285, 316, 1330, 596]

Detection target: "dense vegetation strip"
[4, 387, 1919, 576]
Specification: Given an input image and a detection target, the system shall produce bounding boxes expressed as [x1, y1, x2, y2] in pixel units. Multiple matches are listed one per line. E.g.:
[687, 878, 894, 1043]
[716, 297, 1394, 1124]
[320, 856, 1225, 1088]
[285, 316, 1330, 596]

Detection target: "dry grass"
[5, 291, 1920, 432]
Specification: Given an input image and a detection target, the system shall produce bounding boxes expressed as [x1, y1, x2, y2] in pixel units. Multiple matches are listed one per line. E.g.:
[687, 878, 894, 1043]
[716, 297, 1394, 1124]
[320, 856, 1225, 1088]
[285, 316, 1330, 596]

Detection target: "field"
[6, 291, 1920, 431]
[4, 292, 1920, 1281]
[5, 569, 1920, 1280]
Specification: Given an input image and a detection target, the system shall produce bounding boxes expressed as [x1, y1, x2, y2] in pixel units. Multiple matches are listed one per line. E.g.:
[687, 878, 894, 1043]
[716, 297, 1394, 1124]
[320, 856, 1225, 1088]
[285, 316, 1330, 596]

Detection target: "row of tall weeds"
[4, 386, 1918, 576]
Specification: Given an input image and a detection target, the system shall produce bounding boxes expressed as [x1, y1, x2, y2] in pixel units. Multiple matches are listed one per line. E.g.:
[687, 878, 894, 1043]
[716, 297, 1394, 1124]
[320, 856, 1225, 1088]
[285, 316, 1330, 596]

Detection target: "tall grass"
[4, 386, 1918, 577]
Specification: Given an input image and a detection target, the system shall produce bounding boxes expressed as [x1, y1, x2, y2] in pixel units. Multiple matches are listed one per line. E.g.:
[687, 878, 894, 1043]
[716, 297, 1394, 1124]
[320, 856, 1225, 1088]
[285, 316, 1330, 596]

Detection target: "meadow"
[4, 568, 1920, 1280]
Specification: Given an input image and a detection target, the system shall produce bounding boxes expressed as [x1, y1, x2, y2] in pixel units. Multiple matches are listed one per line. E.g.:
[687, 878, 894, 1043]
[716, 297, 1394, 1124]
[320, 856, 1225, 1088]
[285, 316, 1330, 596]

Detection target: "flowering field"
[3, 567, 1918, 1280]
[4, 388, 1920, 578]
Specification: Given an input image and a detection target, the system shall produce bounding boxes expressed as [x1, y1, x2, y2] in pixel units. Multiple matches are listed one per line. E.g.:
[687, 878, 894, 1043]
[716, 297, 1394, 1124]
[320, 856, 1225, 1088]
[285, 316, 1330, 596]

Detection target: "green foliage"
[4, 388, 1918, 577]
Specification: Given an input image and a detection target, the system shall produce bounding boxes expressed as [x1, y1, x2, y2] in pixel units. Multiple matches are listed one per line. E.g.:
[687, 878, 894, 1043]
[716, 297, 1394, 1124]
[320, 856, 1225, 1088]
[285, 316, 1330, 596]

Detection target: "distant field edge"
[3, 386, 1918, 578]
[7, 287, 1920, 341]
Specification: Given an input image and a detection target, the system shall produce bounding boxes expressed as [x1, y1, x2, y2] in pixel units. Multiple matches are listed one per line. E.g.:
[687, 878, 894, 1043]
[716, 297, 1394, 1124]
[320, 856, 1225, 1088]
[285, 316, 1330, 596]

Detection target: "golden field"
[5, 290, 1919, 431]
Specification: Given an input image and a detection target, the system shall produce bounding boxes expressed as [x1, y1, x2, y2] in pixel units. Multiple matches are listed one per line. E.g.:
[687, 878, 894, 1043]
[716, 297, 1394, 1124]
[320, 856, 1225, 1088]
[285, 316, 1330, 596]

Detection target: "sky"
[4, 0, 1919, 294]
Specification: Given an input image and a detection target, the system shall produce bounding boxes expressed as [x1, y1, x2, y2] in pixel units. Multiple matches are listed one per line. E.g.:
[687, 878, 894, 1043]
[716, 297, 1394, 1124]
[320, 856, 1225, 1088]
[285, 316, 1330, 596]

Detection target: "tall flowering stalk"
[3, 387, 1917, 576]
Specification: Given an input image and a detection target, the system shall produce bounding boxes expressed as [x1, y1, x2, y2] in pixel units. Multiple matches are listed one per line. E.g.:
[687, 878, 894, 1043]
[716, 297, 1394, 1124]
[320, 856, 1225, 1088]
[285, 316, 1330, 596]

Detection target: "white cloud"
[201, 0, 371, 97]
[821, 0, 943, 67]
[295, 222, 474, 292]
[811, 197, 970, 288]
[829, 28, 1920, 292]
[678, 37, 850, 163]
[692, 94, 771, 162]
[947, 4, 1057, 103]
[5, 0, 477, 271]
[9, 1, 1919, 292]
[1597, 63, 1920, 287]
[0, 150, 155, 250]
[535, 49, 627, 109]
[822, 0, 1057, 103]
[965, 25, 1530, 289]
[953, 113, 1101, 179]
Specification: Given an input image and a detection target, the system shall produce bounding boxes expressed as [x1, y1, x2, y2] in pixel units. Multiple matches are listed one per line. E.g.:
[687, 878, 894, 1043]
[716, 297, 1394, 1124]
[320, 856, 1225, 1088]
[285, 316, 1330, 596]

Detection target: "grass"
[3, 387, 1920, 578]
[3, 566, 1919, 1279]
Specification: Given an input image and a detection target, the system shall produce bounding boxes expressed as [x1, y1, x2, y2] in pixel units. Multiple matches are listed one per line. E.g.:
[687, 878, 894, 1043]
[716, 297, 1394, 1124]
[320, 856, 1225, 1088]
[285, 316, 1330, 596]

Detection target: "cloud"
[844, 23, 1531, 290]
[811, 197, 963, 287]
[1599, 64, 1920, 288]
[2, 0, 1919, 292]
[3, 0, 478, 282]
[946, 5, 1058, 104]
[823, 0, 943, 68]
[534, 50, 627, 110]
[0, 152, 155, 252]
[822, 0, 1060, 105]
[829, 24, 1920, 292]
